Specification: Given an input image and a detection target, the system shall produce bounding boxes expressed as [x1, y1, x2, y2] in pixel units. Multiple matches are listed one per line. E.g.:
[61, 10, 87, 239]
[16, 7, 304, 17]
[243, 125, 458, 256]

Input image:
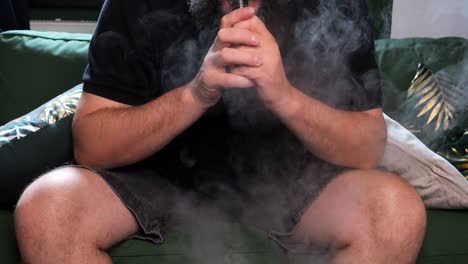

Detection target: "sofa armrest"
[0, 85, 81, 209]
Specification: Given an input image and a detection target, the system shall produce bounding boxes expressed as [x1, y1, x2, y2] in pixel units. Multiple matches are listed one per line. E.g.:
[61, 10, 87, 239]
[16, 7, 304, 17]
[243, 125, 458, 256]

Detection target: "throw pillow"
[437, 124, 468, 179]
[0, 84, 82, 209]
[380, 114, 468, 209]
[398, 63, 468, 150]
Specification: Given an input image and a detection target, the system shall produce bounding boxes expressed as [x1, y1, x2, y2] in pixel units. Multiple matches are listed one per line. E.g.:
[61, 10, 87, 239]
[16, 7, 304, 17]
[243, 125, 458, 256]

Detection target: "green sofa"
[1, 28, 468, 264]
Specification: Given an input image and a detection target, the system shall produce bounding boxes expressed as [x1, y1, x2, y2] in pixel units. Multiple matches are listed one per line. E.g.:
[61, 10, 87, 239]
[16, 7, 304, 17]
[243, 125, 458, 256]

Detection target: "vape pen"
[238, 0, 248, 9]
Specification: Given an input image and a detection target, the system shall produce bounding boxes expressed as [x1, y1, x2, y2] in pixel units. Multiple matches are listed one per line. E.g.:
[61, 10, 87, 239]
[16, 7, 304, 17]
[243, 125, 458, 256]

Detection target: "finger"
[218, 72, 255, 88]
[220, 7, 256, 29]
[230, 65, 259, 82]
[201, 69, 254, 89]
[213, 48, 262, 68]
[233, 16, 268, 35]
[213, 28, 260, 51]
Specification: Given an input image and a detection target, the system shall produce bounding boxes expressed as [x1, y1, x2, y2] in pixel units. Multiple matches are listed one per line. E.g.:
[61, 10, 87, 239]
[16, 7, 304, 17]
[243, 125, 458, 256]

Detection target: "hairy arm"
[231, 12, 386, 170]
[74, 8, 259, 170]
[272, 87, 387, 169]
[73, 85, 206, 169]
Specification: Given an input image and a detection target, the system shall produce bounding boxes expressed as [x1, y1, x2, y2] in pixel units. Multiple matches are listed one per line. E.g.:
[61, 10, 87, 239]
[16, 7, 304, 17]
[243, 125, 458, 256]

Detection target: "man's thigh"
[15, 166, 139, 250]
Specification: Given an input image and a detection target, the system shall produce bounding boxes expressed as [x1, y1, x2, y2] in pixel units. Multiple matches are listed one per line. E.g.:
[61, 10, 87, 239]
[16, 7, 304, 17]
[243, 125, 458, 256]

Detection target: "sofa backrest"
[2, 32, 467, 124]
[366, 0, 393, 39]
[0, 30, 90, 124]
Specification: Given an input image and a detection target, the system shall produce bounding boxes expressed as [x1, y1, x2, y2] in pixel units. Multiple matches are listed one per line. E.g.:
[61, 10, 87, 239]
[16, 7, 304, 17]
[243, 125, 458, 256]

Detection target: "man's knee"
[309, 169, 426, 246]
[15, 167, 95, 242]
[341, 170, 427, 246]
[351, 170, 425, 219]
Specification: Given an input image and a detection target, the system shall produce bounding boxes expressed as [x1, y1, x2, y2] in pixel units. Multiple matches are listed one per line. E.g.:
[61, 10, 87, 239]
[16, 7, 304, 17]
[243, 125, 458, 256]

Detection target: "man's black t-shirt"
[82, 0, 382, 184]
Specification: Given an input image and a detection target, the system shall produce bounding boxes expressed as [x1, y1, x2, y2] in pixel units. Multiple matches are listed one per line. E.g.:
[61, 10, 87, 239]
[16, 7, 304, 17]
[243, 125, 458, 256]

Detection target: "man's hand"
[188, 7, 264, 109]
[230, 16, 294, 111]
[227, 15, 386, 169]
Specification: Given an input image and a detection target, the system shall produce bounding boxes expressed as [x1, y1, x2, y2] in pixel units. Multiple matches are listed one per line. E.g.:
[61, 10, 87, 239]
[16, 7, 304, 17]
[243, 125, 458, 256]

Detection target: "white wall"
[392, 0, 468, 39]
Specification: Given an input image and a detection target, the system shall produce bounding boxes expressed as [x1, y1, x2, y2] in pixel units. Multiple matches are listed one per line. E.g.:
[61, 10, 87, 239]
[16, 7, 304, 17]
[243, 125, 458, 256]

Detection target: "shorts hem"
[58, 164, 165, 244]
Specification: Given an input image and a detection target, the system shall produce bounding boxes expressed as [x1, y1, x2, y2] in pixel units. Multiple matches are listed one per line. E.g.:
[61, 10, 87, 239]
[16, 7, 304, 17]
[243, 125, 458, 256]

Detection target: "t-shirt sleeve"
[82, 0, 160, 106]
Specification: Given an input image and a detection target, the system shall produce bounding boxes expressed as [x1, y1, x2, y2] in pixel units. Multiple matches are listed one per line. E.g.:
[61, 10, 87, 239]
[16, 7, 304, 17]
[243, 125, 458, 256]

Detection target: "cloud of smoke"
[133, 0, 383, 262]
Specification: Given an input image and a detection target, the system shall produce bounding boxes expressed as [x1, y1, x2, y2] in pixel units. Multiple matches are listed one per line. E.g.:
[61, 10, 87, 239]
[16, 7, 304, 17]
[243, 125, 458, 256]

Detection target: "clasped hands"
[189, 7, 294, 111]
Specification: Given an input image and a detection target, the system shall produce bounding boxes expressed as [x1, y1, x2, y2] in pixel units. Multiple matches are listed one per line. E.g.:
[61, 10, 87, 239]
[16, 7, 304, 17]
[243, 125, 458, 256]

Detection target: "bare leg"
[15, 167, 139, 264]
[293, 170, 426, 264]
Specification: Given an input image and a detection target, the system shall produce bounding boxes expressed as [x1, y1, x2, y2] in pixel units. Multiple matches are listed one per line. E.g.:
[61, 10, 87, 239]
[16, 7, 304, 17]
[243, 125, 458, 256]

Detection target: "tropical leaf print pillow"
[399, 63, 468, 150]
[0, 85, 82, 147]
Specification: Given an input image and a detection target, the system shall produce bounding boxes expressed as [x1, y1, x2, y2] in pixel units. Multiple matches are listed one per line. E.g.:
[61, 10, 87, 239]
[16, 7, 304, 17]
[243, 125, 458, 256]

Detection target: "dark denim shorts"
[68, 158, 344, 248]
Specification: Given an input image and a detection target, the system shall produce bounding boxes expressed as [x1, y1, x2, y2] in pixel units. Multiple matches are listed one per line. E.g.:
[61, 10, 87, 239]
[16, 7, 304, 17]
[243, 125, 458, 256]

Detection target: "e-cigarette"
[237, 0, 248, 9]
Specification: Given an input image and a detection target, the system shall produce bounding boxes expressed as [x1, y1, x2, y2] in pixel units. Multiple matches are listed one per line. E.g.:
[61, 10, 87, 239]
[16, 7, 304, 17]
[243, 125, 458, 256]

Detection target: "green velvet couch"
[1, 28, 468, 264]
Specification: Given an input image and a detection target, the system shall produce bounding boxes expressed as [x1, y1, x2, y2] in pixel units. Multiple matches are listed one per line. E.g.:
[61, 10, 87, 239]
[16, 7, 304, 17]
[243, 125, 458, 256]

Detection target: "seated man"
[14, 0, 426, 263]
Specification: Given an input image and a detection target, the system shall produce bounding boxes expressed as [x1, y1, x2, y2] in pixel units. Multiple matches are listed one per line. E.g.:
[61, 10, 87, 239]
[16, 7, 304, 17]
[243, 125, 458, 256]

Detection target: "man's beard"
[188, 0, 297, 131]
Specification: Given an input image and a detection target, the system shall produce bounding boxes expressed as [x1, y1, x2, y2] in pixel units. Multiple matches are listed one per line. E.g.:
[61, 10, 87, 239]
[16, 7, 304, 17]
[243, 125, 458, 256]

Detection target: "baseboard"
[30, 20, 96, 34]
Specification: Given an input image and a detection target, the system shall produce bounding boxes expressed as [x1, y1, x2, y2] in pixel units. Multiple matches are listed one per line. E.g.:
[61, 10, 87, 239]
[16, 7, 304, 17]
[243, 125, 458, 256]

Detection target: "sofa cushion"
[417, 210, 468, 264]
[110, 222, 287, 264]
[0, 211, 20, 263]
[0, 30, 90, 125]
[2, 209, 468, 263]
[0, 85, 81, 209]
[381, 114, 468, 209]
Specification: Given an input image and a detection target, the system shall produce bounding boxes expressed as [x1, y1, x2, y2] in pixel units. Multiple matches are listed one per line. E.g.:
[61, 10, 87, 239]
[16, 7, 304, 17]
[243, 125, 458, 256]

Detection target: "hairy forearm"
[273, 86, 387, 169]
[73, 84, 206, 169]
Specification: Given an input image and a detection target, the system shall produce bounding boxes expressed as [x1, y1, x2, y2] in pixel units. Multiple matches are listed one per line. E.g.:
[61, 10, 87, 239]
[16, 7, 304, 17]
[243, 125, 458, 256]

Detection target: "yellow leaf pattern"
[40, 89, 82, 125]
[406, 63, 460, 133]
[0, 86, 83, 147]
